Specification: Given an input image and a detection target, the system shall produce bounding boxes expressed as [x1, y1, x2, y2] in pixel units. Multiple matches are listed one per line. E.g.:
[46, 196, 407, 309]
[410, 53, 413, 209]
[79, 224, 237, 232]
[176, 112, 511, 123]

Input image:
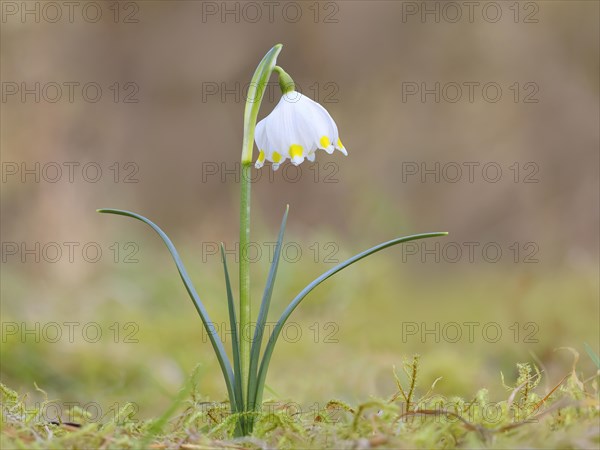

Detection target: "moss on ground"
[2, 355, 598, 449]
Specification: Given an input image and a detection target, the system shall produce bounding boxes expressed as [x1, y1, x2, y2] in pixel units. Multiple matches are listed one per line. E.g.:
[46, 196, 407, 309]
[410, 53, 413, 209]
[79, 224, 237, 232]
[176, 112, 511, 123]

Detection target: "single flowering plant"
[99, 44, 446, 436]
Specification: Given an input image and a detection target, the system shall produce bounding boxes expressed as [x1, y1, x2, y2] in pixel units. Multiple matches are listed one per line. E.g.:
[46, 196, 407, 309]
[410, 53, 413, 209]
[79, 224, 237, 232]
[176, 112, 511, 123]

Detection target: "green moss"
[2, 357, 598, 449]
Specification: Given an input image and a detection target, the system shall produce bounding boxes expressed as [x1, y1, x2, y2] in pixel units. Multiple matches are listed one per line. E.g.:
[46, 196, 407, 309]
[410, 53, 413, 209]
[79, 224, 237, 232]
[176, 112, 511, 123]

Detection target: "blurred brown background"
[1, 0, 598, 417]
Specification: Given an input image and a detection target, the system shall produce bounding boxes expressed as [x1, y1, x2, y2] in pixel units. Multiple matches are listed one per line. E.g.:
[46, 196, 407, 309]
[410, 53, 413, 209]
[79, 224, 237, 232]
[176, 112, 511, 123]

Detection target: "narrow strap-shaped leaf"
[97, 208, 237, 411]
[252, 232, 448, 407]
[247, 205, 289, 409]
[584, 342, 600, 368]
[220, 243, 243, 414]
[137, 365, 201, 450]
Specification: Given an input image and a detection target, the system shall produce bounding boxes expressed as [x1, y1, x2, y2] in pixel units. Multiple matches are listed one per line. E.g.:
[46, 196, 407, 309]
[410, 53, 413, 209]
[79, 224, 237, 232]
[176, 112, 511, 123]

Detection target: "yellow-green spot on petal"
[289, 144, 304, 159]
[320, 136, 331, 149]
[272, 152, 282, 163]
[337, 138, 344, 148]
[258, 150, 265, 163]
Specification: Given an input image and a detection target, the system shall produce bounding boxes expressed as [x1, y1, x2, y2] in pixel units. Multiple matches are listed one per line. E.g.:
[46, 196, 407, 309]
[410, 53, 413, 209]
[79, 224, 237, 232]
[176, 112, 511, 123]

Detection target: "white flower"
[254, 91, 347, 170]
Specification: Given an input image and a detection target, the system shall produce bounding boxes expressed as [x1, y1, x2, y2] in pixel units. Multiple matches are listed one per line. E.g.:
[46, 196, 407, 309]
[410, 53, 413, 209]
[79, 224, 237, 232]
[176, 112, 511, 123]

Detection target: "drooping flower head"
[254, 67, 347, 170]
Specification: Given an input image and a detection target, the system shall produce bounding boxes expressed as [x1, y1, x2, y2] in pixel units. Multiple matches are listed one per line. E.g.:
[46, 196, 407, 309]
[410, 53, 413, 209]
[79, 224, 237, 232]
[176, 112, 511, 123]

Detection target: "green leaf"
[584, 342, 600, 368]
[252, 232, 448, 407]
[247, 205, 289, 409]
[220, 244, 243, 414]
[97, 208, 237, 412]
[137, 365, 200, 450]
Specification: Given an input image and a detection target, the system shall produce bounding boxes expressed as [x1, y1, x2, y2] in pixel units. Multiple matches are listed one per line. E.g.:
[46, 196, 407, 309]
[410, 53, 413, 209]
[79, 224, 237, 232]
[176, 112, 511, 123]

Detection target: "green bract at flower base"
[98, 44, 448, 437]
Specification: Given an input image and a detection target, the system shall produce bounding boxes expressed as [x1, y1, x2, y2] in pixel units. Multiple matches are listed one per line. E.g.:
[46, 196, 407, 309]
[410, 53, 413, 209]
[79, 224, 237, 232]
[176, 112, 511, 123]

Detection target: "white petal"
[253, 90, 346, 169]
[255, 118, 267, 150]
[335, 136, 348, 155]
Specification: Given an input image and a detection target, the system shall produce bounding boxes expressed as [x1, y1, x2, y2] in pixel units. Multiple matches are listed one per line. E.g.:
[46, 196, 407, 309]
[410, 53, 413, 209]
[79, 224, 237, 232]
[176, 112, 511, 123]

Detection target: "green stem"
[238, 44, 283, 429]
[239, 162, 252, 406]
